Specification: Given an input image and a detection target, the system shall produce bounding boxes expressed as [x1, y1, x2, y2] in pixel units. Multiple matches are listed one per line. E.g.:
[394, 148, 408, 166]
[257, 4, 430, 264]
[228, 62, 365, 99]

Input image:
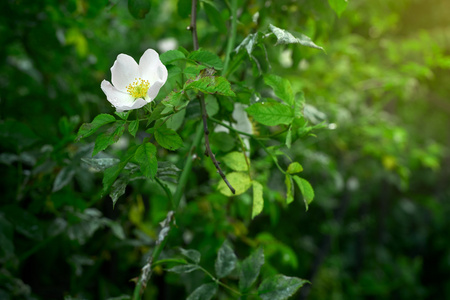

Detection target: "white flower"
[101, 49, 168, 112]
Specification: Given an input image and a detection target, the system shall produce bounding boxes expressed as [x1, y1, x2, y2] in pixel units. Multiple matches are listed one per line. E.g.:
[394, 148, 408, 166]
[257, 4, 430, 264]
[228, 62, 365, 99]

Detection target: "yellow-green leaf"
[217, 172, 251, 197]
[252, 181, 264, 219]
[293, 176, 314, 211]
[287, 162, 303, 174]
[285, 175, 294, 204]
[222, 151, 249, 171]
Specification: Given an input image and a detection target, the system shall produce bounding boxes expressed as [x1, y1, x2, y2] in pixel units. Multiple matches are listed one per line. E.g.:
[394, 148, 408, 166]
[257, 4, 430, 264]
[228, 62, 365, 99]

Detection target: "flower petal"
[101, 80, 147, 111]
[139, 49, 168, 85]
[117, 98, 149, 112]
[147, 80, 166, 100]
[111, 54, 139, 91]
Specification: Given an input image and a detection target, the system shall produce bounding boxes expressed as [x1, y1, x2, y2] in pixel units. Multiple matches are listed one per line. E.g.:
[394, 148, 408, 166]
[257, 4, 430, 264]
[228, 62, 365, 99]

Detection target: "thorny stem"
[190, 0, 235, 194]
[189, 0, 199, 51]
[133, 1, 234, 298]
[199, 96, 236, 194]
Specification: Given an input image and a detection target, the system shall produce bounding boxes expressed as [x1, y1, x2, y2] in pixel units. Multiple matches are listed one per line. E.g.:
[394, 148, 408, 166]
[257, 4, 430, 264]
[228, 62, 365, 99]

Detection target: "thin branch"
[199, 97, 236, 194]
[189, 0, 199, 51]
[189, 0, 235, 194]
[172, 122, 204, 208]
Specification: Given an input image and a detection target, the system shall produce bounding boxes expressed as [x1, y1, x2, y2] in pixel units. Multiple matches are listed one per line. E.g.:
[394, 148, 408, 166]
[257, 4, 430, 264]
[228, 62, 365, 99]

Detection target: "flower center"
[126, 78, 150, 99]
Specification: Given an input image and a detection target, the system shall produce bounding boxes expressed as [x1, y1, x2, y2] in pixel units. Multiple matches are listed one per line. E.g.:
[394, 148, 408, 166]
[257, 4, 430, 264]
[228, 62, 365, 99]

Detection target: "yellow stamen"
[126, 78, 150, 99]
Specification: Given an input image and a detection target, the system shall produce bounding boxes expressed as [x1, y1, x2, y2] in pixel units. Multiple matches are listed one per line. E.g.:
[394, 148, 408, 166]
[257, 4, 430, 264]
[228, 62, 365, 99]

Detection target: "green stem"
[223, 0, 238, 75]
[254, 138, 286, 174]
[132, 124, 203, 300]
[199, 266, 242, 296]
[209, 117, 253, 137]
[172, 122, 204, 209]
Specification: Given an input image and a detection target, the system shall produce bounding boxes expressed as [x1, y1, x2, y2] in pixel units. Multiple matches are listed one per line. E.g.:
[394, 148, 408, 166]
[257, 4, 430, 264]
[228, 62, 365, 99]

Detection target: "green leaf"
[188, 50, 224, 70]
[258, 275, 309, 300]
[285, 175, 294, 204]
[294, 91, 305, 119]
[222, 151, 249, 171]
[217, 172, 252, 197]
[239, 247, 264, 292]
[210, 132, 235, 152]
[269, 24, 324, 51]
[93, 121, 126, 156]
[236, 33, 262, 55]
[115, 111, 131, 120]
[103, 219, 126, 240]
[147, 103, 166, 125]
[128, 0, 151, 19]
[76, 114, 116, 141]
[53, 166, 76, 192]
[264, 74, 294, 105]
[162, 91, 186, 110]
[287, 162, 303, 174]
[81, 158, 120, 171]
[155, 126, 184, 150]
[328, 0, 348, 17]
[252, 181, 264, 219]
[246, 102, 294, 126]
[167, 264, 200, 274]
[179, 248, 201, 264]
[134, 143, 157, 179]
[293, 176, 315, 211]
[205, 96, 219, 116]
[157, 161, 181, 182]
[128, 120, 139, 137]
[102, 153, 134, 200]
[160, 50, 186, 65]
[184, 76, 235, 97]
[215, 241, 237, 278]
[110, 177, 128, 208]
[186, 283, 218, 300]
[166, 109, 186, 131]
[183, 64, 208, 79]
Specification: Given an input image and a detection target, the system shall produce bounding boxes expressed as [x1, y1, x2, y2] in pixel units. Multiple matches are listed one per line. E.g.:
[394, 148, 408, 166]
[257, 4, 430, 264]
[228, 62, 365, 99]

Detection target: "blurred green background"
[1, 0, 449, 299]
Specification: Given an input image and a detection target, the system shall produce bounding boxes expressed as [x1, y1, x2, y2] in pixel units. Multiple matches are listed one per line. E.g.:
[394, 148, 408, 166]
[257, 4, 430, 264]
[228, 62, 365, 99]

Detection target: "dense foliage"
[1, 0, 449, 299]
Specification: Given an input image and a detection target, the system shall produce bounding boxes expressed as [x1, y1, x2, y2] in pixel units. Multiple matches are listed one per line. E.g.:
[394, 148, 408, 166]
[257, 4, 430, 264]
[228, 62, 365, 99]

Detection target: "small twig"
[189, 0, 235, 194]
[189, 0, 199, 51]
[199, 97, 236, 194]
